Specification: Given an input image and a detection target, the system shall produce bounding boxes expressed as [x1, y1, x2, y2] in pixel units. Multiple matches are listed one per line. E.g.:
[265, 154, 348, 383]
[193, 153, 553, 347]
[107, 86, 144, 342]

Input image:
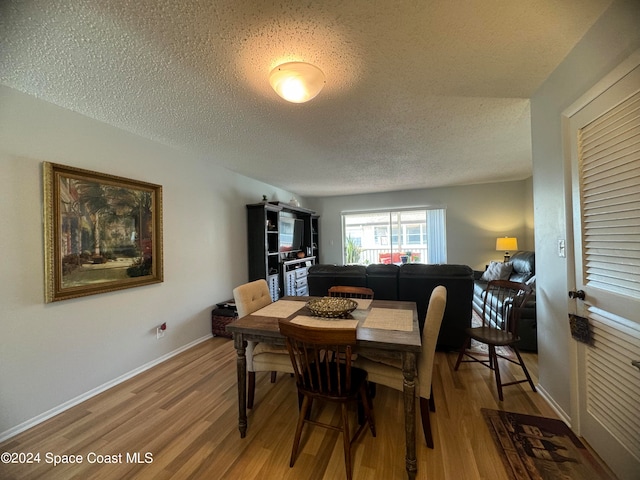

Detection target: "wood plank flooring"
[0, 337, 607, 479]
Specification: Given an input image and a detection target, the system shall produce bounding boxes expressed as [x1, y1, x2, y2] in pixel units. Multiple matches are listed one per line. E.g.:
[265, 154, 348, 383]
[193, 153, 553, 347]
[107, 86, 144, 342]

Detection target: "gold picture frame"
[43, 162, 163, 302]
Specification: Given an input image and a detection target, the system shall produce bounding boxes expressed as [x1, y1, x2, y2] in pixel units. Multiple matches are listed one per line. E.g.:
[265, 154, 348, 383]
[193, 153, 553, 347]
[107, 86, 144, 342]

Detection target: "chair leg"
[247, 371, 256, 409]
[340, 403, 353, 480]
[296, 393, 313, 416]
[454, 336, 471, 370]
[306, 398, 313, 419]
[419, 397, 434, 448]
[489, 345, 504, 401]
[513, 347, 537, 392]
[290, 395, 311, 467]
[429, 385, 436, 412]
[270, 371, 277, 383]
[359, 384, 376, 437]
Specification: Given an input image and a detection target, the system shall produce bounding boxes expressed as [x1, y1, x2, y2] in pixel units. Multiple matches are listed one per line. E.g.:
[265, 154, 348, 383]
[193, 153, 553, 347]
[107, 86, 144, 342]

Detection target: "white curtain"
[427, 208, 447, 264]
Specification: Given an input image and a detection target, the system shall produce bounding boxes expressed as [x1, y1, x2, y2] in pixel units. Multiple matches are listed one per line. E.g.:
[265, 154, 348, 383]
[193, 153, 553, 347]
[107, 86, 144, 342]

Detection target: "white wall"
[0, 85, 297, 437]
[530, 0, 640, 418]
[307, 178, 534, 270]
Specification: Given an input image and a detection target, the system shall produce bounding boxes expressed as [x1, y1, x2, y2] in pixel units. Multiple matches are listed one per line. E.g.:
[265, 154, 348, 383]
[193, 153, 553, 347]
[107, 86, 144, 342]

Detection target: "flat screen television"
[279, 217, 304, 252]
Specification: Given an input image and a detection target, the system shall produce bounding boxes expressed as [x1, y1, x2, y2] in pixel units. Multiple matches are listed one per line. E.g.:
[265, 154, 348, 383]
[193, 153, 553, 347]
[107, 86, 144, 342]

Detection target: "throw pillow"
[480, 261, 513, 281]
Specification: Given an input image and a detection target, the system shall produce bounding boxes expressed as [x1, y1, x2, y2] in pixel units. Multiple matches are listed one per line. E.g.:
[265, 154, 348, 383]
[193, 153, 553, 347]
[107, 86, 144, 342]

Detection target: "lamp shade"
[269, 62, 325, 103]
[496, 237, 518, 252]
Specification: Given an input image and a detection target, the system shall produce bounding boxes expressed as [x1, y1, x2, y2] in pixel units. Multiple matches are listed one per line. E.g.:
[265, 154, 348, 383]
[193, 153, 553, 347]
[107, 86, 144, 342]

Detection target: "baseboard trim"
[0, 334, 213, 443]
[537, 383, 572, 427]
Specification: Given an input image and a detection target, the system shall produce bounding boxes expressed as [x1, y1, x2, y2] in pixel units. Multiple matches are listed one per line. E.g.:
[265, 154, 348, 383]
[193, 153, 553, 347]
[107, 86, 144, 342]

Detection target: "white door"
[566, 52, 640, 480]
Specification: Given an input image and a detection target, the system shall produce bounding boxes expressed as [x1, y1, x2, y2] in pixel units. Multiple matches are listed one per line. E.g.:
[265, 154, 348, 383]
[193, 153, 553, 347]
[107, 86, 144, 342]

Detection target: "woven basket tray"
[306, 297, 357, 318]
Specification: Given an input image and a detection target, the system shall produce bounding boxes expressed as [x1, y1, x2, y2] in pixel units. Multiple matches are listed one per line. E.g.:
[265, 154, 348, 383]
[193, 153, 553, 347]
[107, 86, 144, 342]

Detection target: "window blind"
[578, 89, 640, 299]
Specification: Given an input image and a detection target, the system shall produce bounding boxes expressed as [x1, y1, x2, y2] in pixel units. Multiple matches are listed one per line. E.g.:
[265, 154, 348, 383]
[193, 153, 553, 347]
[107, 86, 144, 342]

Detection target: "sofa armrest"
[521, 298, 536, 319]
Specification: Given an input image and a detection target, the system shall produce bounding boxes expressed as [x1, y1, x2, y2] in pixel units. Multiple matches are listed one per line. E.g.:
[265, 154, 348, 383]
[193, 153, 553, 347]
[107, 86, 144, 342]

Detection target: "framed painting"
[43, 162, 163, 302]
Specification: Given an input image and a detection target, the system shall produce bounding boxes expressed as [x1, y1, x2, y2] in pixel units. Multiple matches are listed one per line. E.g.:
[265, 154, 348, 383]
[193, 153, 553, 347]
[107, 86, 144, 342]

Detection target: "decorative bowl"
[306, 297, 358, 318]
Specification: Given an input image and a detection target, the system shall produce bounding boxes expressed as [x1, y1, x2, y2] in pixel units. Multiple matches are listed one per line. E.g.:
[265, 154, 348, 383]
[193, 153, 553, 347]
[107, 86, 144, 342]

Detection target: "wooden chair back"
[456, 280, 536, 401]
[482, 280, 533, 336]
[278, 320, 358, 397]
[278, 319, 375, 480]
[328, 285, 374, 299]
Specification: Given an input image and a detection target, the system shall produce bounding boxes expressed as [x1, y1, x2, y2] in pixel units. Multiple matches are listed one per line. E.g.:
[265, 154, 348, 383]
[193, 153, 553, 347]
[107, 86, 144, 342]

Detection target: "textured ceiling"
[0, 0, 612, 196]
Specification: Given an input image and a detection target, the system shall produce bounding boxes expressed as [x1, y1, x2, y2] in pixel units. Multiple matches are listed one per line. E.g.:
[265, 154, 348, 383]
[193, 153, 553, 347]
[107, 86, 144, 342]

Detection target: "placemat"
[361, 308, 413, 331]
[291, 316, 359, 329]
[354, 298, 372, 310]
[253, 300, 305, 318]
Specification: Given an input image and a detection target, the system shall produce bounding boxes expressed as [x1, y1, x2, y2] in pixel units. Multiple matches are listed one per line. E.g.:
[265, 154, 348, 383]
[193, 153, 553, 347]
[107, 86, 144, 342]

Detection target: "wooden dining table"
[226, 296, 422, 479]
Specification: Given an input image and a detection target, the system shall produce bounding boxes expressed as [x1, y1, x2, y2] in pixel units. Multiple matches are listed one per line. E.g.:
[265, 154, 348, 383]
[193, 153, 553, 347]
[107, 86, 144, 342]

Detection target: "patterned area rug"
[482, 409, 614, 480]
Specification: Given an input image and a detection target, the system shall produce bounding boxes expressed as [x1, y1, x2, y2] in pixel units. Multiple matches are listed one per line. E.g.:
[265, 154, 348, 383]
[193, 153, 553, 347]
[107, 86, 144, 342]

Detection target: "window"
[341, 208, 446, 265]
[374, 226, 388, 245]
[405, 225, 424, 245]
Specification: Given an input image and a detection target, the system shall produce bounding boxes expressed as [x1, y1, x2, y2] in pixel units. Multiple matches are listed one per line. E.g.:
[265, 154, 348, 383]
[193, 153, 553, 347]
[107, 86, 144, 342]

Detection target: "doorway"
[564, 51, 640, 480]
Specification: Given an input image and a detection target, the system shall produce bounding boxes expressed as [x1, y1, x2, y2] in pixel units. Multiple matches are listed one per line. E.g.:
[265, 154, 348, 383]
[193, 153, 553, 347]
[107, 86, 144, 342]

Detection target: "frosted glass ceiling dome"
[269, 62, 326, 103]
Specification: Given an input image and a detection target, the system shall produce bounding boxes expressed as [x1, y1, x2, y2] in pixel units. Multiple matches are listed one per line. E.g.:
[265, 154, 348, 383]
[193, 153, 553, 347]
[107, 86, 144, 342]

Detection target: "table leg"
[233, 333, 247, 438]
[402, 352, 417, 479]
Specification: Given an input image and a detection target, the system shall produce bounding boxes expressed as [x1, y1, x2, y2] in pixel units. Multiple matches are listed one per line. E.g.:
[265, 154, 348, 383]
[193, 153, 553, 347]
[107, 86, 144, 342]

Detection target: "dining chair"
[328, 285, 375, 299]
[232, 279, 293, 409]
[278, 319, 376, 480]
[353, 285, 446, 448]
[454, 279, 536, 401]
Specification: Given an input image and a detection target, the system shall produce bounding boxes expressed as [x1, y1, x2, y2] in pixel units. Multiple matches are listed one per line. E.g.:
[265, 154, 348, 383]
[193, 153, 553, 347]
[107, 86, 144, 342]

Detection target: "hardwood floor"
[0, 338, 594, 479]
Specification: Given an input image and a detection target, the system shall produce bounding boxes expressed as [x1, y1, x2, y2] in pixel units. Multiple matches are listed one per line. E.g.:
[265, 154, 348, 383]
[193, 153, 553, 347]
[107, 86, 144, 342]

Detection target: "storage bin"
[211, 305, 237, 338]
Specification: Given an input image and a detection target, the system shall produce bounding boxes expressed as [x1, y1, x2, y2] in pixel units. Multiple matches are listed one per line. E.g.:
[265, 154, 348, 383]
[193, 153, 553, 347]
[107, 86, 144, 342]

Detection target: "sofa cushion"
[398, 263, 473, 278]
[510, 272, 532, 283]
[510, 251, 535, 275]
[398, 264, 473, 348]
[366, 263, 399, 300]
[307, 264, 366, 277]
[480, 261, 513, 281]
[366, 263, 400, 276]
[473, 280, 488, 299]
[307, 264, 368, 296]
[508, 251, 535, 283]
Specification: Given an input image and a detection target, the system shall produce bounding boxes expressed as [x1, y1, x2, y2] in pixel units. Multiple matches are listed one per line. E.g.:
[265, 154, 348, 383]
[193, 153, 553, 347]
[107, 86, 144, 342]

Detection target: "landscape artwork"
[43, 162, 163, 302]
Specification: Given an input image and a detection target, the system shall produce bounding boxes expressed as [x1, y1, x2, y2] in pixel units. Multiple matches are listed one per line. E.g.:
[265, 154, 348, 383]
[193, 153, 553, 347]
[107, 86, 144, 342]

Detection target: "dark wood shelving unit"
[246, 202, 320, 301]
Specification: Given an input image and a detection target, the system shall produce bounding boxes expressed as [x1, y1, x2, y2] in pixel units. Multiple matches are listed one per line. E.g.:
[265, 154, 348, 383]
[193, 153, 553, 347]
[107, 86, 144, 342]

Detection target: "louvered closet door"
[568, 55, 640, 480]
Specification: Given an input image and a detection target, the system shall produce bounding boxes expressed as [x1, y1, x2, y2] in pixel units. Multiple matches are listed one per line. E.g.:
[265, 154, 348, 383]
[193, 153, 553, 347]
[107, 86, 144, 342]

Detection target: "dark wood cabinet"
[246, 202, 320, 301]
[311, 214, 320, 260]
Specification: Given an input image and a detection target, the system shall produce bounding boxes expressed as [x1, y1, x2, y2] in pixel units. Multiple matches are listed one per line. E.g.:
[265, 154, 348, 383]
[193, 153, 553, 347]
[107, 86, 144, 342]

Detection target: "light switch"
[558, 239, 566, 258]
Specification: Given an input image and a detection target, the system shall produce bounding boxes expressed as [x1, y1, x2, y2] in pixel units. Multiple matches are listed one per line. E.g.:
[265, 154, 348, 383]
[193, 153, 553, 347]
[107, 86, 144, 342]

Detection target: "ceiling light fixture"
[269, 62, 325, 103]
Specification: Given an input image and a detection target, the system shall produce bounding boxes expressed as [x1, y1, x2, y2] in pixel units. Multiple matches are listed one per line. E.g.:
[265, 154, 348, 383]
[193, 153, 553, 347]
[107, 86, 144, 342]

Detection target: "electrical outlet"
[156, 326, 165, 339]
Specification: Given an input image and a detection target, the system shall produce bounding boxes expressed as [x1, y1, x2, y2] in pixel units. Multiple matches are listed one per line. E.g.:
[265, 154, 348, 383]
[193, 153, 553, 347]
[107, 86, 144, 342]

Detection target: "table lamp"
[496, 237, 518, 262]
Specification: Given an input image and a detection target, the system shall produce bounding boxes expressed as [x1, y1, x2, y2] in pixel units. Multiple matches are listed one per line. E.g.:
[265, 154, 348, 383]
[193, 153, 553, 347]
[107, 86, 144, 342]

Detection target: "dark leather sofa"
[472, 251, 537, 351]
[307, 263, 474, 350]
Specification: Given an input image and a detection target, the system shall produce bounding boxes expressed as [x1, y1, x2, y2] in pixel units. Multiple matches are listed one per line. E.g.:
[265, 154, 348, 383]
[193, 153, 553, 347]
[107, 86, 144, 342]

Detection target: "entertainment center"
[246, 202, 319, 301]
